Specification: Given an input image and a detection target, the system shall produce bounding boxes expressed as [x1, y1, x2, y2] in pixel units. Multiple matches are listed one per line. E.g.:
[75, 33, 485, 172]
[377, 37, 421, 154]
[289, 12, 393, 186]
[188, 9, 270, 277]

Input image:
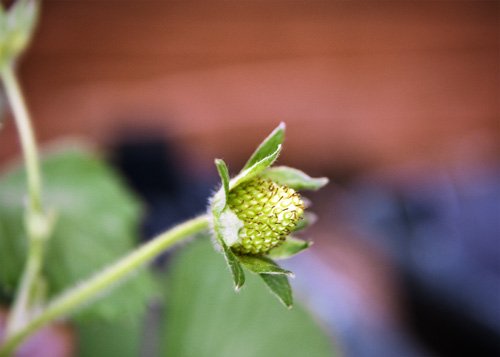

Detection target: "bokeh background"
[1, 1, 498, 356]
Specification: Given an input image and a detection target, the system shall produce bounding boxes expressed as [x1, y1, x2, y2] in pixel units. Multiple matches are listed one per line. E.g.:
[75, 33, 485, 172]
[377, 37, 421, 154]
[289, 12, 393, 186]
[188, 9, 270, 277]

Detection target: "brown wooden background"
[1, 0, 498, 175]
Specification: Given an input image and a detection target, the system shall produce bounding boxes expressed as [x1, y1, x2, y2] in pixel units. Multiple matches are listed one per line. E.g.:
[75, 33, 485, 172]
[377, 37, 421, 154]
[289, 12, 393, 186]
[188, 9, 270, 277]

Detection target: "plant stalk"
[0, 64, 42, 211]
[0, 214, 210, 356]
[0, 63, 48, 338]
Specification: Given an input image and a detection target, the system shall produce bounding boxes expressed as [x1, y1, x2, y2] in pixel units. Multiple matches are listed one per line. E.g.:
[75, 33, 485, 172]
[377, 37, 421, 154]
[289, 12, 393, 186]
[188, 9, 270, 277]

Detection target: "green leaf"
[0, 146, 155, 320]
[260, 273, 293, 309]
[238, 255, 294, 277]
[211, 206, 245, 290]
[162, 238, 335, 357]
[212, 159, 246, 289]
[231, 144, 281, 188]
[261, 166, 329, 191]
[76, 314, 145, 357]
[243, 122, 285, 171]
[219, 239, 245, 291]
[213, 159, 230, 213]
[267, 237, 312, 260]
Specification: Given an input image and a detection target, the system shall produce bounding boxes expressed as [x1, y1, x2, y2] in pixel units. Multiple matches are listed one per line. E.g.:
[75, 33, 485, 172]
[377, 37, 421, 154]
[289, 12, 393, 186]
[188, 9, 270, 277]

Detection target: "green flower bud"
[228, 177, 304, 255]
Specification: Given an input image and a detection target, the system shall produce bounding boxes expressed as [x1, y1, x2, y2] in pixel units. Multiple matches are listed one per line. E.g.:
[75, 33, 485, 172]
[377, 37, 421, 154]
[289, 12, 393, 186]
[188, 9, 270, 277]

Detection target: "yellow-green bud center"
[228, 178, 304, 255]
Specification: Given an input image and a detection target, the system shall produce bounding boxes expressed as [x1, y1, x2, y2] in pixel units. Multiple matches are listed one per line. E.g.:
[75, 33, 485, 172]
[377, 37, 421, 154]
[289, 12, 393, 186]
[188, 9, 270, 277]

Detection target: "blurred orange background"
[0, 0, 498, 176]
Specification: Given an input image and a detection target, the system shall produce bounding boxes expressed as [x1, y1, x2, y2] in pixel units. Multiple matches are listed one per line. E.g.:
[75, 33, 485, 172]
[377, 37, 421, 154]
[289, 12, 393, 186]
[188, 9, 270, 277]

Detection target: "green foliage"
[242, 122, 285, 171]
[259, 273, 293, 308]
[211, 158, 246, 290]
[162, 238, 334, 357]
[76, 316, 144, 357]
[262, 166, 329, 191]
[267, 236, 312, 260]
[0, 147, 155, 321]
[238, 255, 294, 307]
[232, 144, 281, 188]
[214, 159, 230, 207]
[238, 255, 293, 276]
[215, 232, 246, 291]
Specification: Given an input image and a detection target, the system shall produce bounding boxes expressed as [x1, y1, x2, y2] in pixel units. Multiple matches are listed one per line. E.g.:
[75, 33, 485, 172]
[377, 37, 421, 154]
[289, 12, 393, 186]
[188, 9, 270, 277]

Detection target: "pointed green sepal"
[211, 208, 245, 290]
[212, 159, 230, 213]
[292, 212, 317, 233]
[267, 236, 312, 260]
[219, 238, 246, 291]
[211, 159, 246, 290]
[243, 122, 285, 171]
[260, 273, 293, 308]
[231, 144, 281, 188]
[215, 159, 230, 199]
[238, 255, 294, 277]
[261, 166, 329, 191]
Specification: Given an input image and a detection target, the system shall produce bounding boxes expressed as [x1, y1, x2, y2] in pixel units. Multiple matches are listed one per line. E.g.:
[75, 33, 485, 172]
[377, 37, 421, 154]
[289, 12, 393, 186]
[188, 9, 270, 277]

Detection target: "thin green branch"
[0, 214, 210, 356]
[0, 63, 49, 338]
[0, 64, 42, 212]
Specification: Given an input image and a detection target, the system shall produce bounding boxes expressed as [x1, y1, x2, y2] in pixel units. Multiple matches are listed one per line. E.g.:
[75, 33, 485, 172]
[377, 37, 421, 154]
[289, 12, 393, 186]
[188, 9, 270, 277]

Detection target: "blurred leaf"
[0, 146, 155, 321]
[267, 236, 312, 260]
[259, 273, 293, 309]
[162, 238, 334, 357]
[242, 122, 285, 171]
[76, 315, 144, 357]
[261, 166, 329, 191]
[238, 255, 293, 277]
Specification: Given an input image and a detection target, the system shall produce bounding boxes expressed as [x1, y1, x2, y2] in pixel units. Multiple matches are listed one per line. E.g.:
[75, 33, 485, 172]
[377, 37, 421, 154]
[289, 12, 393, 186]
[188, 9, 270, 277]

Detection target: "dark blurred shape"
[352, 164, 500, 356]
[108, 127, 215, 240]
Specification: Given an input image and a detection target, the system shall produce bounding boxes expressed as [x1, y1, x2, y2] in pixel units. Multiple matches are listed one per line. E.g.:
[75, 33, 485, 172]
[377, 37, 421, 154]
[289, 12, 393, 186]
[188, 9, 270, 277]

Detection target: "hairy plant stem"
[0, 214, 210, 356]
[0, 63, 49, 339]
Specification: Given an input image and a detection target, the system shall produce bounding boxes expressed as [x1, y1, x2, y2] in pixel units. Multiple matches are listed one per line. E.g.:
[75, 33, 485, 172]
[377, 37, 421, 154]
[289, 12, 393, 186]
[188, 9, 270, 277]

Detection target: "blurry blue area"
[351, 165, 500, 356]
[284, 254, 429, 357]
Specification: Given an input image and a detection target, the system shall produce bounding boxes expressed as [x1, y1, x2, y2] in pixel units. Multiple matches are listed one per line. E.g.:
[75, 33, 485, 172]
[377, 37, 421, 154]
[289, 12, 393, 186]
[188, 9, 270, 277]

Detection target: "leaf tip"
[317, 177, 329, 188]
